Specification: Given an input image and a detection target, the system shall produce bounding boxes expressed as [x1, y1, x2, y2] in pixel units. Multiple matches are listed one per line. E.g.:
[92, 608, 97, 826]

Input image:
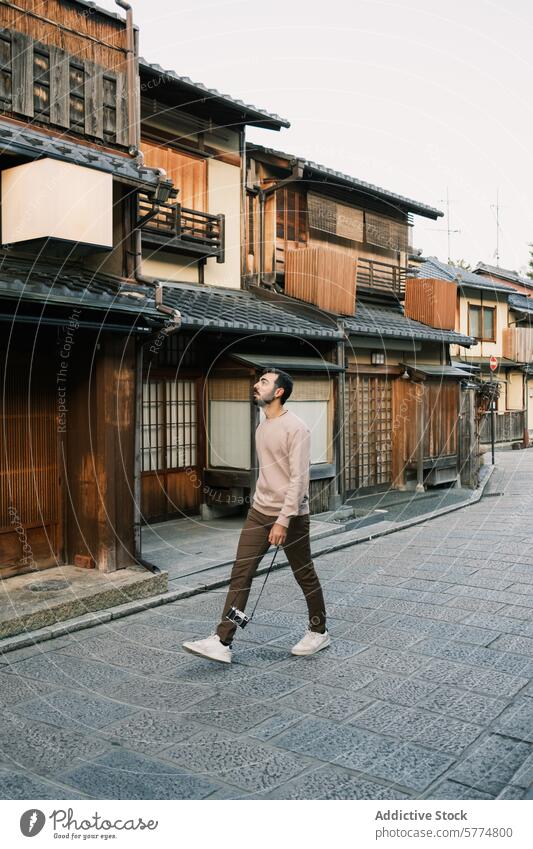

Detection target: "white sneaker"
[291, 628, 331, 657]
[182, 634, 232, 664]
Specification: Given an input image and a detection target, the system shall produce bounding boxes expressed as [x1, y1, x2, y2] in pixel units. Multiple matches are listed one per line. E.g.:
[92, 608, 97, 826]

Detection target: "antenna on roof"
[428, 187, 460, 261]
[490, 189, 501, 267]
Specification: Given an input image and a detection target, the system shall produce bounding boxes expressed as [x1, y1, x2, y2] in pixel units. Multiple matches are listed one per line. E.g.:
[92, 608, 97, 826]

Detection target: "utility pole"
[429, 187, 460, 262]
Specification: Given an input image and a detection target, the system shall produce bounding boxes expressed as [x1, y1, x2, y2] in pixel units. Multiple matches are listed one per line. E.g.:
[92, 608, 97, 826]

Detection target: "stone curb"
[0, 465, 494, 656]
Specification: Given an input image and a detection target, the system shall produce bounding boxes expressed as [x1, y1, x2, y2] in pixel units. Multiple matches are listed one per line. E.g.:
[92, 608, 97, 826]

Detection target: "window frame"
[468, 303, 496, 342]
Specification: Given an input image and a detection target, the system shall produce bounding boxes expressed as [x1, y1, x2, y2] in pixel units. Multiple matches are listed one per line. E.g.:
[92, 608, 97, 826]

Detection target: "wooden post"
[416, 382, 425, 493]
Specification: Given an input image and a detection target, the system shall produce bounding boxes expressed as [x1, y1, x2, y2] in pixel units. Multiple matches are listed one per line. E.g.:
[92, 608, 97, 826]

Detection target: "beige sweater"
[252, 408, 311, 528]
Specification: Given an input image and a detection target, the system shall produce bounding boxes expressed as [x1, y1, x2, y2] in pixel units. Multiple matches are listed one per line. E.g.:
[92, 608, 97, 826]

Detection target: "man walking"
[183, 368, 329, 663]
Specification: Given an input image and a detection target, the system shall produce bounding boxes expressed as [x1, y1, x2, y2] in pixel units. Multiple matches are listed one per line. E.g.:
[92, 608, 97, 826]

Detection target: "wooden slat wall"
[285, 246, 356, 315]
[141, 141, 207, 211]
[503, 327, 533, 362]
[84, 59, 103, 139]
[391, 379, 459, 487]
[0, 358, 60, 576]
[49, 44, 69, 127]
[0, 0, 128, 71]
[404, 277, 457, 330]
[11, 30, 33, 116]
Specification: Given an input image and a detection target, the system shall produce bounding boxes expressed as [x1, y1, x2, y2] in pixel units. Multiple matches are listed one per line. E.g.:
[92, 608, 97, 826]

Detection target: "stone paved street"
[1, 449, 533, 800]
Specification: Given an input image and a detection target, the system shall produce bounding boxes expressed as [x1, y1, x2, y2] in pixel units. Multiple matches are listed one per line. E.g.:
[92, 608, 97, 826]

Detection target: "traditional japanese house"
[0, 0, 174, 578]
[244, 146, 475, 493]
[413, 257, 528, 447]
[134, 62, 347, 523]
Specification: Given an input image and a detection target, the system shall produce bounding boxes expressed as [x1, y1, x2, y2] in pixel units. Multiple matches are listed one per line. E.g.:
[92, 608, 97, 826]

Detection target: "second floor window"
[69, 62, 85, 132]
[0, 35, 11, 105]
[33, 48, 50, 119]
[468, 304, 495, 341]
[276, 187, 306, 242]
[103, 75, 117, 143]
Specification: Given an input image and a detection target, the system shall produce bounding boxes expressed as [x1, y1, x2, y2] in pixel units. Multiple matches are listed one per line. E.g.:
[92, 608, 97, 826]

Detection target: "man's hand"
[268, 523, 287, 546]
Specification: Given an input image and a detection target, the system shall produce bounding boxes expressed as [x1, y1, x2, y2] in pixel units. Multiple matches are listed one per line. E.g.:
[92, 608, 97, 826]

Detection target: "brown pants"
[216, 505, 327, 644]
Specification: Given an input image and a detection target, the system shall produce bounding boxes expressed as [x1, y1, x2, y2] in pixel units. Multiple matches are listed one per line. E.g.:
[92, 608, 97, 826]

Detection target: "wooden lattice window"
[345, 373, 392, 489]
[33, 47, 50, 119]
[276, 187, 306, 242]
[0, 33, 12, 105]
[103, 74, 117, 143]
[142, 379, 197, 472]
[365, 212, 410, 253]
[69, 61, 85, 132]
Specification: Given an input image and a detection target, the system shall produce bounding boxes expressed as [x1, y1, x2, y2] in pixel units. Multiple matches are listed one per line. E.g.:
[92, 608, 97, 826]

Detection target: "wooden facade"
[285, 245, 356, 315]
[502, 327, 533, 363]
[404, 277, 457, 330]
[0, 0, 131, 147]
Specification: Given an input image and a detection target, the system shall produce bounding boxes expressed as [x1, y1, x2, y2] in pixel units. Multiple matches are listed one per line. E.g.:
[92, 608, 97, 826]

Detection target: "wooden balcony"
[502, 327, 533, 363]
[138, 191, 225, 262]
[356, 258, 407, 299]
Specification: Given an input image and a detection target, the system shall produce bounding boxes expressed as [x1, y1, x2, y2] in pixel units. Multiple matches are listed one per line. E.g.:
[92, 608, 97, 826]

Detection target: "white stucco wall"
[203, 159, 241, 290]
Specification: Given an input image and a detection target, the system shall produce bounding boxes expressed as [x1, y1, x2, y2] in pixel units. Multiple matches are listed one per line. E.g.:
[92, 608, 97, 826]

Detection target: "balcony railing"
[138, 191, 225, 262]
[502, 327, 533, 363]
[356, 258, 407, 298]
[479, 410, 525, 444]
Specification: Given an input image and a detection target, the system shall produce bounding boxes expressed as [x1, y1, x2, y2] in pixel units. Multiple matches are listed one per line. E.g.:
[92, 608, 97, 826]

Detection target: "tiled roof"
[474, 262, 533, 290]
[415, 257, 515, 294]
[160, 282, 342, 339]
[343, 300, 474, 346]
[139, 60, 290, 130]
[0, 255, 162, 321]
[0, 119, 161, 189]
[508, 293, 533, 316]
[248, 144, 442, 219]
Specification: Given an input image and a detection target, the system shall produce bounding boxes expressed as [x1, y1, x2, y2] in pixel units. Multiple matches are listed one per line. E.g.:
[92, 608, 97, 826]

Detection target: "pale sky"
[101, 0, 533, 274]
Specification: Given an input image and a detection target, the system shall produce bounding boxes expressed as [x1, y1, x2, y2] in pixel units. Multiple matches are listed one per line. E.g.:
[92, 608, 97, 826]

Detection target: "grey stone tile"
[315, 661, 379, 692]
[223, 672, 306, 701]
[0, 709, 110, 777]
[268, 766, 410, 800]
[419, 686, 507, 725]
[351, 646, 427, 675]
[351, 701, 483, 757]
[247, 710, 302, 741]
[273, 716, 374, 762]
[490, 634, 533, 658]
[335, 731, 455, 792]
[237, 624, 296, 644]
[57, 638, 187, 677]
[97, 674, 212, 713]
[101, 709, 203, 755]
[233, 645, 290, 669]
[57, 748, 220, 799]
[339, 623, 423, 649]
[0, 768, 88, 800]
[497, 785, 526, 799]
[460, 611, 533, 638]
[410, 638, 533, 677]
[426, 780, 494, 800]
[0, 670, 58, 707]
[181, 694, 277, 732]
[327, 606, 393, 625]
[356, 674, 438, 708]
[10, 688, 139, 732]
[491, 699, 533, 742]
[370, 600, 468, 622]
[507, 751, 533, 789]
[278, 683, 371, 721]
[448, 734, 532, 796]
[415, 658, 528, 698]
[3, 655, 133, 691]
[164, 732, 308, 793]
[263, 654, 342, 682]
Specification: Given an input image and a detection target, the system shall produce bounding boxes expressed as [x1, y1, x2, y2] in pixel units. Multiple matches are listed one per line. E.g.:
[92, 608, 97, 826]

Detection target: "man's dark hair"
[260, 367, 293, 402]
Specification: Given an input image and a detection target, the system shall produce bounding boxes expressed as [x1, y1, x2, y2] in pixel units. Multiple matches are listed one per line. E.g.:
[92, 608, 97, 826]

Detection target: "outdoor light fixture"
[371, 352, 385, 365]
[153, 177, 174, 204]
[401, 368, 411, 380]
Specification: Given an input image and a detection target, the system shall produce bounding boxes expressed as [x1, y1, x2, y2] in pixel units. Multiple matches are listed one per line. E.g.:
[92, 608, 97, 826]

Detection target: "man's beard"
[253, 390, 276, 408]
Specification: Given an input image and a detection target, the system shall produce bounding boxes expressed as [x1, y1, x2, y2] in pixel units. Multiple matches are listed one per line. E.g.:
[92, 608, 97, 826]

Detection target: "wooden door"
[0, 360, 61, 578]
[345, 372, 393, 491]
[140, 140, 207, 211]
[141, 376, 202, 522]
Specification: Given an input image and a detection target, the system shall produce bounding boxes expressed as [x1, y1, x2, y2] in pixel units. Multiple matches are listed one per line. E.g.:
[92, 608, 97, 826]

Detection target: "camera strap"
[248, 544, 280, 622]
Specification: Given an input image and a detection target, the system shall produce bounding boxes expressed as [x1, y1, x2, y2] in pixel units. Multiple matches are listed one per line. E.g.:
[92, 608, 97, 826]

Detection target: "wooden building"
[414, 257, 529, 447]
[0, 0, 172, 578]
[244, 147, 476, 493]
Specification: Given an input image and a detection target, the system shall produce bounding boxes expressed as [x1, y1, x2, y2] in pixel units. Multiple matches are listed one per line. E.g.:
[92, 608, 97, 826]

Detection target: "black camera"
[225, 606, 250, 629]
